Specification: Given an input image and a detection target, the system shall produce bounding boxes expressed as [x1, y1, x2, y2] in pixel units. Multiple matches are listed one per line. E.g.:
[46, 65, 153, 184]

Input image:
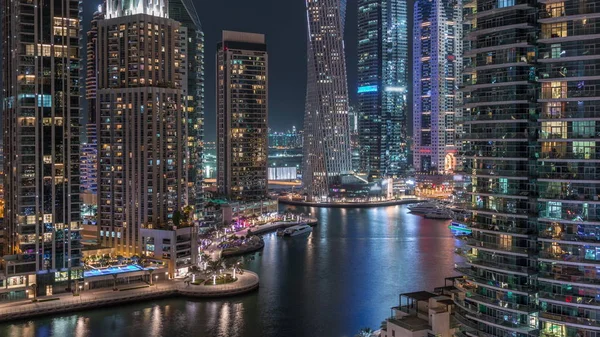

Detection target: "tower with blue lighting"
[357, 0, 408, 178]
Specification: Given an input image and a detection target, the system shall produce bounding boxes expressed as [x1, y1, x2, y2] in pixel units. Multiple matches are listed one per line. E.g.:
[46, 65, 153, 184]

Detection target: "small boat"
[449, 222, 472, 236]
[276, 228, 286, 237]
[283, 224, 312, 237]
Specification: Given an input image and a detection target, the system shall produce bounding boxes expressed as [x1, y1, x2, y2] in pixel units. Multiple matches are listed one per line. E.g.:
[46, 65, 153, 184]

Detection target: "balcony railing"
[539, 291, 600, 308]
[467, 257, 537, 275]
[540, 311, 600, 328]
[539, 251, 600, 265]
[538, 271, 600, 286]
[466, 238, 533, 255]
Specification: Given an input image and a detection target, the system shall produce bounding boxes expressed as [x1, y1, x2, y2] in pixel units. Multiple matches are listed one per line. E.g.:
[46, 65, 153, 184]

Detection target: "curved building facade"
[303, 0, 353, 200]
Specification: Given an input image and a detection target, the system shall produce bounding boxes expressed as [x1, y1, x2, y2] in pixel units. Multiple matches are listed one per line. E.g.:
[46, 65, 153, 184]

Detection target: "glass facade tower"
[2, 0, 83, 296]
[357, 0, 408, 178]
[303, 0, 353, 200]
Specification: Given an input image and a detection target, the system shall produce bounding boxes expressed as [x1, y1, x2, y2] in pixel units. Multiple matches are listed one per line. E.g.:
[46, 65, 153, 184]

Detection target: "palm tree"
[355, 328, 373, 337]
[227, 258, 244, 280]
[205, 259, 224, 285]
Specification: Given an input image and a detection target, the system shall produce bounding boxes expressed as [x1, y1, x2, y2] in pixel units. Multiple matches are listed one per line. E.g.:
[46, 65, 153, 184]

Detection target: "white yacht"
[424, 209, 454, 220]
[408, 202, 443, 215]
[283, 224, 313, 237]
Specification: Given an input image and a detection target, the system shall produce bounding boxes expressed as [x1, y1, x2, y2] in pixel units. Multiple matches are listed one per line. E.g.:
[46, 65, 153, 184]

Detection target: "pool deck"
[279, 198, 423, 208]
[0, 270, 259, 323]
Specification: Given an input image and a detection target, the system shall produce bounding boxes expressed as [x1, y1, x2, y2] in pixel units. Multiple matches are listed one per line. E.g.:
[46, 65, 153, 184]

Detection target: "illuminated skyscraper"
[413, 0, 462, 173]
[357, 0, 408, 178]
[303, 0, 353, 200]
[216, 31, 268, 200]
[97, 0, 188, 255]
[2, 0, 83, 295]
[169, 0, 205, 220]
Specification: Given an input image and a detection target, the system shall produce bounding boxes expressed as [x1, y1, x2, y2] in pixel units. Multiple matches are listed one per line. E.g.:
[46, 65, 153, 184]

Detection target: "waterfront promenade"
[279, 198, 422, 208]
[0, 271, 259, 322]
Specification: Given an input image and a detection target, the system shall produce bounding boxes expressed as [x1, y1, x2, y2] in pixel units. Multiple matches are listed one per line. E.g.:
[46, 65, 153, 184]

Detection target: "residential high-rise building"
[169, 0, 205, 221]
[97, 0, 188, 255]
[82, 7, 104, 207]
[452, 0, 600, 335]
[454, 0, 539, 332]
[357, 0, 408, 178]
[303, 0, 353, 200]
[536, 2, 600, 336]
[413, 0, 462, 174]
[216, 31, 268, 201]
[2, 0, 83, 295]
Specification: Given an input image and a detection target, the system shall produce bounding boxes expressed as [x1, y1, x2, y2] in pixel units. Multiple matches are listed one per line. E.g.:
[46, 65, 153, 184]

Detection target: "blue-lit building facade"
[357, 0, 409, 179]
[303, 0, 353, 200]
[413, 0, 462, 174]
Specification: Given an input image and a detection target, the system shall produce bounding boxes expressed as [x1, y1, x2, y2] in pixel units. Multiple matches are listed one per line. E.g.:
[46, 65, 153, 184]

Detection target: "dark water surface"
[0, 205, 463, 337]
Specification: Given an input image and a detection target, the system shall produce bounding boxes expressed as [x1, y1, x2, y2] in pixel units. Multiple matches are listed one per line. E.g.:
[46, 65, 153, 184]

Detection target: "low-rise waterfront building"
[140, 225, 197, 279]
[379, 288, 457, 337]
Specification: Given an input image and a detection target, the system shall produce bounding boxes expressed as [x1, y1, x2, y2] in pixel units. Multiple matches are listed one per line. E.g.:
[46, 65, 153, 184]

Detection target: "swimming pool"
[84, 264, 154, 278]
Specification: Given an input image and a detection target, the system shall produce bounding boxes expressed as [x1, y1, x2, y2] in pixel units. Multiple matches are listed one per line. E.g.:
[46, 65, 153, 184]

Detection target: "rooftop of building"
[388, 316, 430, 332]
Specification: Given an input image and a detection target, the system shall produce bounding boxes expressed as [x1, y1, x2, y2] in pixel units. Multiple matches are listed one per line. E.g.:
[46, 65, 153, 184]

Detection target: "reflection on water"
[0, 206, 463, 337]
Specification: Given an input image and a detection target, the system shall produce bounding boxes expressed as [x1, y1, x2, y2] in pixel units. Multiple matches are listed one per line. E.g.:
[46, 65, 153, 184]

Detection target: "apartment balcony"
[539, 231, 600, 245]
[467, 221, 535, 236]
[458, 132, 529, 141]
[455, 263, 537, 294]
[537, 171, 600, 182]
[463, 94, 535, 107]
[538, 271, 600, 288]
[539, 251, 600, 266]
[538, 211, 600, 224]
[461, 168, 530, 178]
[540, 311, 600, 329]
[539, 152, 600, 161]
[465, 238, 533, 256]
[466, 257, 537, 276]
[539, 291, 600, 309]
[466, 293, 537, 314]
[538, 132, 600, 141]
[464, 309, 538, 334]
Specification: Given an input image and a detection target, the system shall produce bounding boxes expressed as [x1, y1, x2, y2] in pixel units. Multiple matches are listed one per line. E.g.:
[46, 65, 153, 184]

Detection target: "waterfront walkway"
[279, 198, 422, 208]
[0, 270, 259, 322]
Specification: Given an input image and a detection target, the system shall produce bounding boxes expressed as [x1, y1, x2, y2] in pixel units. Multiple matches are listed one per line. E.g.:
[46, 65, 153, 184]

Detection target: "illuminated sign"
[357, 85, 378, 94]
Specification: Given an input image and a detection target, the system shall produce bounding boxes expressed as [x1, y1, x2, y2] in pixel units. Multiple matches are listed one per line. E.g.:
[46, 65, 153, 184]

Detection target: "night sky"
[81, 0, 414, 142]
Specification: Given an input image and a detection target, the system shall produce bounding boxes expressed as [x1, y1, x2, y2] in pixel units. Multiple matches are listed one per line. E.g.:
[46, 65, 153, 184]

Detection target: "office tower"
[169, 0, 205, 221]
[357, 0, 408, 178]
[536, 2, 600, 336]
[413, 0, 462, 174]
[216, 31, 268, 201]
[2, 0, 83, 295]
[97, 0, 187, 255]
[303, 0, 353, 200]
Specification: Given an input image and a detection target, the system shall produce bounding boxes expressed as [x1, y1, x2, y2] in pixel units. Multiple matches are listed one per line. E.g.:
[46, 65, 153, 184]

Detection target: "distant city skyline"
[80, 0, 408, 142]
